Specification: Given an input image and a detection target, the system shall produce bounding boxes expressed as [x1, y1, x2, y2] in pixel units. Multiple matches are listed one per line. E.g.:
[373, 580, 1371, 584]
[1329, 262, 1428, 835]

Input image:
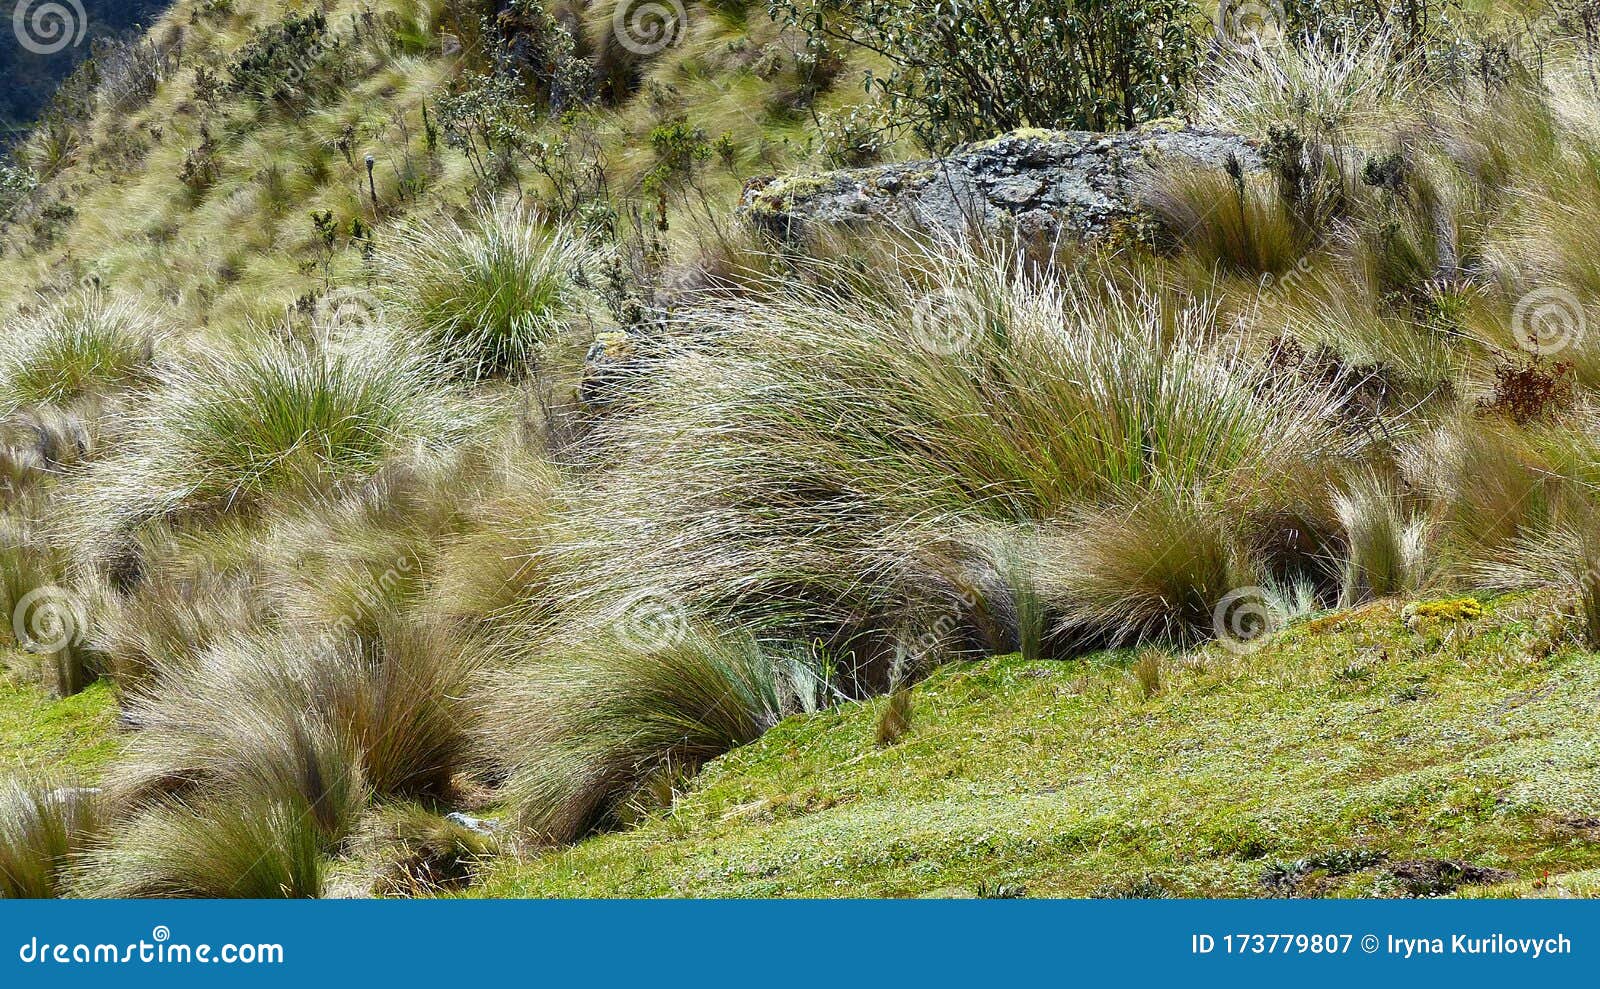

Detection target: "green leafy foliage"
[775, 0, 1201, 149]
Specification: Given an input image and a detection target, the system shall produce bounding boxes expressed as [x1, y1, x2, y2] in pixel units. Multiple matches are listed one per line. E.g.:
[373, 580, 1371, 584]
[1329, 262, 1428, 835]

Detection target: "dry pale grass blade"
[0, 776, 105, 899]
[486, 630, 799, 845]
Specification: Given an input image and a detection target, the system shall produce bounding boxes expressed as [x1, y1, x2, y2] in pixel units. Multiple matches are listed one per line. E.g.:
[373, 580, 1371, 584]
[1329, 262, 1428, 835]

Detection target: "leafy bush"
[226, 11, 343, 111]
[0, 158, 36, 225]
[776, 0, 1201, 149]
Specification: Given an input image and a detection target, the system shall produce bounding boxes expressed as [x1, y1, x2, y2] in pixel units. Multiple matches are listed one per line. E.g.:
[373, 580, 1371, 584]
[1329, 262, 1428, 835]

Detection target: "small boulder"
[740, 127, 1265, 242]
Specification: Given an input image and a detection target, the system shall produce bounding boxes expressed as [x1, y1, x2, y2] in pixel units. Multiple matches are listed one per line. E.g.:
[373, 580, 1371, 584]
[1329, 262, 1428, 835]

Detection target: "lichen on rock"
[739, 127, 1264, 242]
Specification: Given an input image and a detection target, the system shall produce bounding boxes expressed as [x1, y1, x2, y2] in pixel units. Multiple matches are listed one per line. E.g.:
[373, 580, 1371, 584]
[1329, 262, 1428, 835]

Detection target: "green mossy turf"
[474, 594, 1600, 898]
[0, 662, 120, 781]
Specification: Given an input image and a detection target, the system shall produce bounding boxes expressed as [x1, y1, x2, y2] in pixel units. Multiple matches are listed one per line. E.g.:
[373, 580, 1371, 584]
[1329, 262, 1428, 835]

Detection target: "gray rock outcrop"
[740, 127, 1265, 242]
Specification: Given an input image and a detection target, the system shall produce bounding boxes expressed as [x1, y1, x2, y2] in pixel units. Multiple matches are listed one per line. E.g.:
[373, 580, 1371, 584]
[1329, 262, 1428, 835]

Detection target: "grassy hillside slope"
[0, 0, 883, 325]
[7, 0, 1600, 900]
[477, 594, 1600, 898]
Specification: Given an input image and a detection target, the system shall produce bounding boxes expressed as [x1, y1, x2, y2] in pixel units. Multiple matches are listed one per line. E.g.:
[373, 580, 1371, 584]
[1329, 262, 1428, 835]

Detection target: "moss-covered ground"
[0, 657, 120, 781]
[474, 594, 1600, 898]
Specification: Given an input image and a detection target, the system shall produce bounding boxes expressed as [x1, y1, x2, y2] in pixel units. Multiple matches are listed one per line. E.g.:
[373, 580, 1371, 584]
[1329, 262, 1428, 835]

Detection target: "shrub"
[376, 208, 596, 380]
[0, 778, 104, 899]
[778, 0, 1201, 149]
[226, 10, 340, 111]
[488, 631, 811, 843]
[0, 293, 160, 412]
[85, 793, 325, 898]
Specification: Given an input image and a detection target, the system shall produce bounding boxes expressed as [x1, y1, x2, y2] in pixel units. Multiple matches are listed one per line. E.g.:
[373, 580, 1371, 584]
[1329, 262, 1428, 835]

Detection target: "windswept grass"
[487, 630, 819, 844]
[543, 240, 1345, 662]
[0, 776, 104, 898]
[111, 620, 477, 816]
[377, 207, 597, 381]
[85, 792, 325, 898]
[66, 334, 479, 553]
[0, 292, 162, 413]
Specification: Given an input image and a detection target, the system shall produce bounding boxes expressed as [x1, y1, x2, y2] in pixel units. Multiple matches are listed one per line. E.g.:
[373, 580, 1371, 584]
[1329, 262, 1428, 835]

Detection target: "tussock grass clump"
[489, 631, 806, 843]
[68, 335, 476, 542]
[1404, 414, 1595, 571]
[85, 793, 325, 899]
[0, 518, 100, 696]
[874, 686, 913, 746]
[363, 805, 497, 897]
[1334, 472, 1434, 603]
[261, 461, 487, 643]
[1145, 167, 1305, 276]
[1469, 521, 1600, 648]
[0, 292, 161, 412]
[1036, 490, 1258, 647]
[1197, 31, 1422, 141]
[546, 240, 1344, 657]
[112, 620, 479, 815]
[429, 451, 572, 639]
[0, 778, 104, 899]
[377, 207, 595, 380]
[87, 563, 266, 692]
